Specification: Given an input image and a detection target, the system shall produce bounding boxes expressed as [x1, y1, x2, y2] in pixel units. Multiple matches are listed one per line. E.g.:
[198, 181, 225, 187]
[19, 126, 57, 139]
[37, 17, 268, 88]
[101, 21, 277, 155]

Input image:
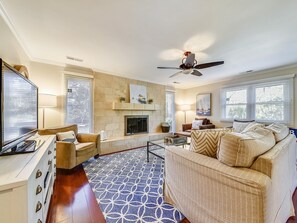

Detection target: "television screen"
[1, 61, 38, 149]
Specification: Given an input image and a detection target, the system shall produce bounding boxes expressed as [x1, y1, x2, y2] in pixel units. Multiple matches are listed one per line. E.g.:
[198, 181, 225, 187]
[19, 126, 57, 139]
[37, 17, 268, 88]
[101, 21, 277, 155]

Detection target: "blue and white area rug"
[83, 147, 184, 223]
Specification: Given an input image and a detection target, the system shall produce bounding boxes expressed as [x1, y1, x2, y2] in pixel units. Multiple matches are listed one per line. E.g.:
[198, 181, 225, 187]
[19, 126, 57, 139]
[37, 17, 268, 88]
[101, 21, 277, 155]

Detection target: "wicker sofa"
[164, 128, 297, 222]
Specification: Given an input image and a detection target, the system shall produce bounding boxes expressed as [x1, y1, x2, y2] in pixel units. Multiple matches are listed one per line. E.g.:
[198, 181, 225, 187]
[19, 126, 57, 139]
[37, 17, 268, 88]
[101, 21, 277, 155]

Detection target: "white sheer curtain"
[166, 91, 176, 132]
[65, 75, 93, 133]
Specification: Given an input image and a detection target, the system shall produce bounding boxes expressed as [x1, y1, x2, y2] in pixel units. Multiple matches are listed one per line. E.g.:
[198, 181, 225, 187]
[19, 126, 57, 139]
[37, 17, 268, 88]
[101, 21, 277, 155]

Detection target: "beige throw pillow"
[265, 123, 289, 142]
[57, 130, 78, 144]
[233, 120, 256, 133]
[217, 127, 275, 167]
[190, 128, 233, 158]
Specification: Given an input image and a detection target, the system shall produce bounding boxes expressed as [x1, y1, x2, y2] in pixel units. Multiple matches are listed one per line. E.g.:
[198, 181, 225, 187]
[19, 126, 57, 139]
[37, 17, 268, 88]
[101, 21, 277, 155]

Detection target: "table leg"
[147, 141, 149, 162]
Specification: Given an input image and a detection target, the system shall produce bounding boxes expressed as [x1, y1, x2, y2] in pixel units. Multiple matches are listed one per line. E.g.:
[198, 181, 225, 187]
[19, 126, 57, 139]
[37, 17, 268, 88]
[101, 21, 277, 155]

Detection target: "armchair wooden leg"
[94, 154, 99, 159]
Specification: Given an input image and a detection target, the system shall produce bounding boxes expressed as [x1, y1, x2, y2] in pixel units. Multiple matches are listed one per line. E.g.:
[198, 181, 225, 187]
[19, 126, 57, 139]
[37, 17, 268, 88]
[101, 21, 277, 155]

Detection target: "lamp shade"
[180, 104, 191, 111]
[39, 93, 57, 108]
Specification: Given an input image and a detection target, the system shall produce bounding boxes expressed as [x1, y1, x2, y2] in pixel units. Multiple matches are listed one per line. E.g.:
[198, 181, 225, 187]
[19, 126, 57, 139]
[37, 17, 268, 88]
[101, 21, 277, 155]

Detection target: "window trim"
[64, 74, 94, 133]
[220, 76, 294, 125]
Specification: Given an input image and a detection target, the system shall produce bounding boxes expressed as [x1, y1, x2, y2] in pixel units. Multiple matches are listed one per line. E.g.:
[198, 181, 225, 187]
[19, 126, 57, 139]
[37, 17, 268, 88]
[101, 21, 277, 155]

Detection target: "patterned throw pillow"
[192, 120, 203, 130]
[57, 130, 78, 144]
[190, 128, 233, 158]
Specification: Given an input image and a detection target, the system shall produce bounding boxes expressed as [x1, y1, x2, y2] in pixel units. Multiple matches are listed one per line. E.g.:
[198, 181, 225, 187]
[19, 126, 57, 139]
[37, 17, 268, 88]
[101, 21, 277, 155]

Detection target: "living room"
[0, 1, 297, 223]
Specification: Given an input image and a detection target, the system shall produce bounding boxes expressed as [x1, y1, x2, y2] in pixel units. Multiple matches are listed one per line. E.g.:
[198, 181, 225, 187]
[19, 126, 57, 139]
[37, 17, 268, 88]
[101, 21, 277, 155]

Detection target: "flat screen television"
[0, 59, 38, 155]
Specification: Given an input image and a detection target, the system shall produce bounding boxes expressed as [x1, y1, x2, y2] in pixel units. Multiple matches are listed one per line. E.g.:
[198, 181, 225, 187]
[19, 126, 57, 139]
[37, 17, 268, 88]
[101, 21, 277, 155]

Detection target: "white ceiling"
[1, 0, 297, 89]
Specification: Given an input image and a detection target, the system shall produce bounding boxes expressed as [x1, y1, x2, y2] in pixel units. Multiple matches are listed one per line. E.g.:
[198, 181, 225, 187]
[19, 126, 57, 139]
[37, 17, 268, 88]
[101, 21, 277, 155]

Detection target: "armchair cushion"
[76, 142, 96, 157]
[56, 130, 78, 144]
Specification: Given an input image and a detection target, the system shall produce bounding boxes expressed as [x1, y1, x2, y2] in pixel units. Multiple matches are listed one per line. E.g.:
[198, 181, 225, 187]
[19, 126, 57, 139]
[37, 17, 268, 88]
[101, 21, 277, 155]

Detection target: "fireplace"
[125, 115, 149, 135]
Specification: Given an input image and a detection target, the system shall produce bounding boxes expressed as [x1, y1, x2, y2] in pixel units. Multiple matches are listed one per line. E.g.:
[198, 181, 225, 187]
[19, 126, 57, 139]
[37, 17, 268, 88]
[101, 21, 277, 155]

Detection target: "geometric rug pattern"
[83, 147, 184, 223]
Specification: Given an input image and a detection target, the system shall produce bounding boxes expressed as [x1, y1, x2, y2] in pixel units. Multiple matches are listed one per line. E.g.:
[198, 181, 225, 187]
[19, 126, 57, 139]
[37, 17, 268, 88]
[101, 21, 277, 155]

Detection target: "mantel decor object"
[130, 84, 147, 104]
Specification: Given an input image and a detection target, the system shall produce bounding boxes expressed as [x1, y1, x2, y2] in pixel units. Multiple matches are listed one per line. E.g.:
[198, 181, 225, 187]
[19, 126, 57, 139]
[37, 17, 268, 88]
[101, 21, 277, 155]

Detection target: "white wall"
[175, 66, 297, 131]
[0, 15, 30, 68]
[29, 62, 64, 128]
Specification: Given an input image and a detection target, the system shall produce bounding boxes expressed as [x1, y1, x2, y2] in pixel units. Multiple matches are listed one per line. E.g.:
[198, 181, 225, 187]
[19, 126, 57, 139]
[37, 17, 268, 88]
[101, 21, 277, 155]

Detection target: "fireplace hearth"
[125, 115, 149, 135]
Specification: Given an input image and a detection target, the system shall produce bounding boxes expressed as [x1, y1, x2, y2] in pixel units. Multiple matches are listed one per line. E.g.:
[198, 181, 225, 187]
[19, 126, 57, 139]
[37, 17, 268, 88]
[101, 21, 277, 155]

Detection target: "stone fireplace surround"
[94, 72, 166, 139]
[93, 72, 167, 154]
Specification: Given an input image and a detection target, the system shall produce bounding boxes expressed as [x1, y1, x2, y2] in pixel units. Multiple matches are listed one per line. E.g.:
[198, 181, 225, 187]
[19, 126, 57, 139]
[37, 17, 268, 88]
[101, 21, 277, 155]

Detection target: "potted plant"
[161, 118, 172, 133]
[148, 99, 154, 104]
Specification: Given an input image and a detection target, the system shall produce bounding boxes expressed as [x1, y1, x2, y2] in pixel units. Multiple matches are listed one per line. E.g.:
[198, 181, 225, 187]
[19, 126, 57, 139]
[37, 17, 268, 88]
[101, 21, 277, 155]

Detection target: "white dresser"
[0, 135, 56, 223]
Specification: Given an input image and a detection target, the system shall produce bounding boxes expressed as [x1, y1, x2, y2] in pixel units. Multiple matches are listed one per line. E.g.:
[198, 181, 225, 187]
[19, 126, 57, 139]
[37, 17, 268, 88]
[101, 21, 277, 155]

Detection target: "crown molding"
[0, 1, 33, 60]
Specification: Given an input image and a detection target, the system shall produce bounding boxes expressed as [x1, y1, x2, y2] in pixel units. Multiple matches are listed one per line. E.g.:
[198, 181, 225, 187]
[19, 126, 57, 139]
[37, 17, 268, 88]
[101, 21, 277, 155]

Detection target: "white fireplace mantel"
[112, 102, 159, 111]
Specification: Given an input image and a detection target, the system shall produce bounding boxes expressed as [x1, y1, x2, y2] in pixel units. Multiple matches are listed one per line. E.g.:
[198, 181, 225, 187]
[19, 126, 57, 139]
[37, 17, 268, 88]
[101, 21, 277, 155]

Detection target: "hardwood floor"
[47, 165, 297, 223]
[46, 166, 105, 223]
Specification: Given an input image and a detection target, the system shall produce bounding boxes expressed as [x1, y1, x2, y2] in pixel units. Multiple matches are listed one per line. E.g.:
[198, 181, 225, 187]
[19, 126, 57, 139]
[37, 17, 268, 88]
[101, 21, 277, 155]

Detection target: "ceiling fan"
[157, 51, 224, 78]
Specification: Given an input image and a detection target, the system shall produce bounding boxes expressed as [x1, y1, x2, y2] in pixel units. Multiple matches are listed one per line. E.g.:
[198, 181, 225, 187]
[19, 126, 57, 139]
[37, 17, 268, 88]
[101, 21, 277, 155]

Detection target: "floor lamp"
[39, 93, 57, 129]
[180, 104, 191, 123]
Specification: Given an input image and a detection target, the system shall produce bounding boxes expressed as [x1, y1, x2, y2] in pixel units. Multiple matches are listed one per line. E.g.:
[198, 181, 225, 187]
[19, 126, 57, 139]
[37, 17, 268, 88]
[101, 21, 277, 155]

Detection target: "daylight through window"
[221, 78, 293, 124]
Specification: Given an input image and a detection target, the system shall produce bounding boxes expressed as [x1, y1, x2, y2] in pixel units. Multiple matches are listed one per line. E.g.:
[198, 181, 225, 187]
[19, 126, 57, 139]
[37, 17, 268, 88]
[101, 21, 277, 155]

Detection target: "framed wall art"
[196, 93, 211, 116]
[130, 84, 147, 104]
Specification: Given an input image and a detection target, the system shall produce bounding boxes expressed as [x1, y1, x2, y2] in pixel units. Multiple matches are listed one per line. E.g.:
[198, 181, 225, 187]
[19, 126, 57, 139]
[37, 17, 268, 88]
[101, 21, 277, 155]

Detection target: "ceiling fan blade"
[169, 71, 183, 78]
[194, 61, 224, 69]
[157, 66, 181, 70]
[191, 70, 203, 76]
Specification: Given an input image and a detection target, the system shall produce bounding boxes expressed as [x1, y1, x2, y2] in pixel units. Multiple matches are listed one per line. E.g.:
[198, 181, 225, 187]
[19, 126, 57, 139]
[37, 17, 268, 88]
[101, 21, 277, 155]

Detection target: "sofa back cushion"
[190, 128, 233, 158]
[265, 123, 289, 142]
[217, 127, 275, 167]
[233, 120, 255, 133]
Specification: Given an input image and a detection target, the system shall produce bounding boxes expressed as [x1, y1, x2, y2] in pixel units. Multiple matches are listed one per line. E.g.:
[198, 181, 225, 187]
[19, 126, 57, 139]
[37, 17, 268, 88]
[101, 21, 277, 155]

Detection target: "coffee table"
[146, 137, 188, 162]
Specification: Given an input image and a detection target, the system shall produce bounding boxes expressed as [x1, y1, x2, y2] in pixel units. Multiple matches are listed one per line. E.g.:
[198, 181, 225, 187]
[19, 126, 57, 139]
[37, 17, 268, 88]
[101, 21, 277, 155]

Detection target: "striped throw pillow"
[190, 128, 233, 158]
[217, 127, 275, 167]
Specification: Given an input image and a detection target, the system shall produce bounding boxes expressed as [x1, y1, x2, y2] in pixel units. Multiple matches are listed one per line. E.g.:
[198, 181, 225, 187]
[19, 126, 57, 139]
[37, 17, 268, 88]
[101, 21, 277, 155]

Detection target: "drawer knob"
[36, 170, 42, 179]
[35, 201, 42, 213]
[54, 147, 56, 151]
[48, 160, 52, 165]
[36, 185, 42, 195]
[48, 150, 52, 155]
[54, 156, 56, 159]
[37, 219, 42, 223]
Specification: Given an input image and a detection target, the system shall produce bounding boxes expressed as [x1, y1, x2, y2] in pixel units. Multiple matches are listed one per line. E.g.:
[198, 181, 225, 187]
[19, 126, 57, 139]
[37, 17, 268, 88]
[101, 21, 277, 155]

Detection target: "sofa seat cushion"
[265, 123, 289, 142]
[217, 127, 276, 167]
[190, 128, 233, 157]
[75, 142, 96, 157]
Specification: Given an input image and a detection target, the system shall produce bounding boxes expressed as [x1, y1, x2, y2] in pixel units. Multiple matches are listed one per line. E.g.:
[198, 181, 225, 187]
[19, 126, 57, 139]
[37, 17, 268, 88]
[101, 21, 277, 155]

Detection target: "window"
[65, 75, 93, 133]
[221, 78, 293, 124]
[166, 91, 176, 132]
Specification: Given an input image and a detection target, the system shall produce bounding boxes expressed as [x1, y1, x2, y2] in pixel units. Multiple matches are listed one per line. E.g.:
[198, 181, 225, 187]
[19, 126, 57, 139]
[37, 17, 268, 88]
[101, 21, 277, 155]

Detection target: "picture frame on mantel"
[130, 84, 147, 104]
[196, 93, 211, 116]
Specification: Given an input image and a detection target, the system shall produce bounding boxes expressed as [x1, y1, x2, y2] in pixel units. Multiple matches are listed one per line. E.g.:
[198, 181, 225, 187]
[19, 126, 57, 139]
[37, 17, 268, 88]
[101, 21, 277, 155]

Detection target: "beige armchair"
[38, 124, 100, 169]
